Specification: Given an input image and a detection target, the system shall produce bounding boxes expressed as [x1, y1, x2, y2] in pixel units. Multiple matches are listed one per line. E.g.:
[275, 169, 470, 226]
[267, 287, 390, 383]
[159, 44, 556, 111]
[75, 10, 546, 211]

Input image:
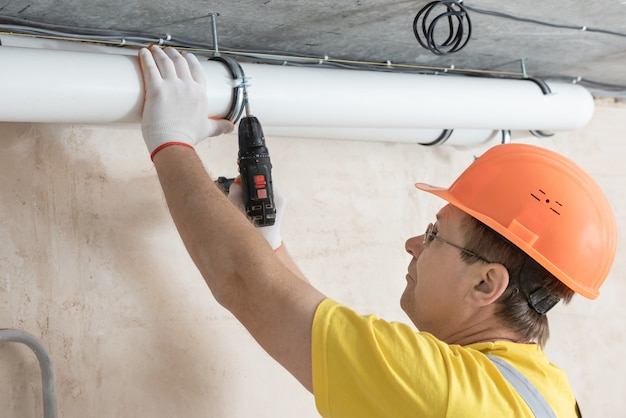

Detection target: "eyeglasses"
[423, 223, 492, 263]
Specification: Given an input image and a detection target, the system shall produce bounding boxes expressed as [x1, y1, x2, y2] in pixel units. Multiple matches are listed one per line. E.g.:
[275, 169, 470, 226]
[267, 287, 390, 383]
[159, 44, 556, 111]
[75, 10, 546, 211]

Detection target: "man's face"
[400, 204, 480, 339]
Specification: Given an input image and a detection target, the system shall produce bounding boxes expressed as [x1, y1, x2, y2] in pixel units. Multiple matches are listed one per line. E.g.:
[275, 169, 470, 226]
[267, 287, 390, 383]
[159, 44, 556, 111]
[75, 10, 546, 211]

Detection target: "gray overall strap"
[485, 354, 557, 418]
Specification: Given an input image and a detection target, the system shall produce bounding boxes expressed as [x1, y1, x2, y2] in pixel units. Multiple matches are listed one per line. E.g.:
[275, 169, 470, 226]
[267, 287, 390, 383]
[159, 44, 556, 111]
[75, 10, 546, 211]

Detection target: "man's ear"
[467, 263, 509, 307]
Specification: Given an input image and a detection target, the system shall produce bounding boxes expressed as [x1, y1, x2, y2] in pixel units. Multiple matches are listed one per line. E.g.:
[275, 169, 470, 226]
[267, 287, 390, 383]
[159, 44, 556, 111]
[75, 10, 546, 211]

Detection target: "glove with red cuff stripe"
[138, 46, 233, 160]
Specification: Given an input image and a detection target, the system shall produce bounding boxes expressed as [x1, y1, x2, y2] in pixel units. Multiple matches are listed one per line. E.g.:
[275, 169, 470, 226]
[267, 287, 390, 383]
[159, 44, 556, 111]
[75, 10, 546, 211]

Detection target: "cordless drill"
[236, 114, 276, 227]
[215, 75, 276, 227]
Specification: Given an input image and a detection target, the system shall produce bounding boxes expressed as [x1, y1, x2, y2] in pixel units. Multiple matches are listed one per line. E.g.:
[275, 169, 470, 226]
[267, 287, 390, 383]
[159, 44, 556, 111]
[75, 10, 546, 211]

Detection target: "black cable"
[413, 1, 471, 55]
[0, 15, 170, 41]
[464, 4, 626, 38]
[1, 13, 625, 95]
[546, 76, 626, 93]
[412, 1, 626, 57]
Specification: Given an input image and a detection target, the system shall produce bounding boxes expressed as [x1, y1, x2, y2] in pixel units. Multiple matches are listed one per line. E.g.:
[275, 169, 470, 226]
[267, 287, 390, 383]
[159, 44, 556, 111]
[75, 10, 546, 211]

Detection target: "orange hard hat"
[416, 143, 616, 299]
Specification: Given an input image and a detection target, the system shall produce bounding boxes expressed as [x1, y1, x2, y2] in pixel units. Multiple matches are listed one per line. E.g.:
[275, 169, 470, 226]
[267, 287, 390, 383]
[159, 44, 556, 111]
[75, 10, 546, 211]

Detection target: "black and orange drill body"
[237, 116, 276, 227]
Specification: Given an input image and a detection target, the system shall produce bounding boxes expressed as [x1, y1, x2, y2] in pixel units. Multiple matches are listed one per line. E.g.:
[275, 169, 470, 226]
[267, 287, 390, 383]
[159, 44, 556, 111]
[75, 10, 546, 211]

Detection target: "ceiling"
[0, 0, 625, 98]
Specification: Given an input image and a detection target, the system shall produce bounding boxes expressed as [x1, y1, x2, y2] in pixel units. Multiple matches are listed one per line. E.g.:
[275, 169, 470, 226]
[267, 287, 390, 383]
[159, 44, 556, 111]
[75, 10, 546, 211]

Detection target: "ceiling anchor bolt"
[209, 12, 220, 56]
[519, 58, 528, 78]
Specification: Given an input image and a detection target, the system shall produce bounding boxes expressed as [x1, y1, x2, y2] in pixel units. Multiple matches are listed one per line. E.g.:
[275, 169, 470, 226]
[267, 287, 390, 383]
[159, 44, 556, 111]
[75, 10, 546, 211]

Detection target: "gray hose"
[0, 329, 58, 418]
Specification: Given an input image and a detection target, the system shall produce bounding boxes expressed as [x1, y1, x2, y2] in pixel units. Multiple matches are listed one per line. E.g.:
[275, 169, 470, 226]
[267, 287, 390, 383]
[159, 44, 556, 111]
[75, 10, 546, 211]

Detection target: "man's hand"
[139, 47, 233, 159]
[228, 178, 285, 251]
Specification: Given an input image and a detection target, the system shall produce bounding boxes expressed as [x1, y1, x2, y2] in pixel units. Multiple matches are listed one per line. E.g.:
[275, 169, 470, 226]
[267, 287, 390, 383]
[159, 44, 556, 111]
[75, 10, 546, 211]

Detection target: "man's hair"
[460, 216, 574, 347]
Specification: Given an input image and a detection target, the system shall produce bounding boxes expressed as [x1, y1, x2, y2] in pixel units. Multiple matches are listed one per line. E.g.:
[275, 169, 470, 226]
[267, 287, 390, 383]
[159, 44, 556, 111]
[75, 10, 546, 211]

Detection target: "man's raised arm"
[139, 46, 326, 392]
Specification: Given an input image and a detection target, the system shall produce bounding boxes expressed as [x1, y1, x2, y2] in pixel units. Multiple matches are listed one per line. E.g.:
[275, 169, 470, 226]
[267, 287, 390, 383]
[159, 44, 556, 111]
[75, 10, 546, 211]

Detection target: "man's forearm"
[275, 245, 309, 283]
[152, 145, 275, 305]
[151, 145, 326, 391]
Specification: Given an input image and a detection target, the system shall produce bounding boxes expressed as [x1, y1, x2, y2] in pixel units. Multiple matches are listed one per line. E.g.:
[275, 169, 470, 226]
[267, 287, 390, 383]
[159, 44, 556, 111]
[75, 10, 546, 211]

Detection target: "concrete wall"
[0, 99, 623, 417]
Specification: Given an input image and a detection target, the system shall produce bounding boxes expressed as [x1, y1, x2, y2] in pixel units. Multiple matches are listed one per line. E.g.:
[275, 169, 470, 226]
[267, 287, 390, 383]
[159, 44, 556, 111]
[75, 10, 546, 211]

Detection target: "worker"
[138, 45, 616, 417]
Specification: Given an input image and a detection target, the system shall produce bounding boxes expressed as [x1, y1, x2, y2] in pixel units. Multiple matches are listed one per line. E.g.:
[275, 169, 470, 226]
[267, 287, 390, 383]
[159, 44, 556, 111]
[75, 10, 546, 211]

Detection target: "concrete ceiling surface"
[0, 1, 625, 97]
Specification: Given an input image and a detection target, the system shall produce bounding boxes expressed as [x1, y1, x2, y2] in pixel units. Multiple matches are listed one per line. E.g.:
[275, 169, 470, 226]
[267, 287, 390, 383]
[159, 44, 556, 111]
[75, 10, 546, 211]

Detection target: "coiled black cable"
[413, 0, 471, 55]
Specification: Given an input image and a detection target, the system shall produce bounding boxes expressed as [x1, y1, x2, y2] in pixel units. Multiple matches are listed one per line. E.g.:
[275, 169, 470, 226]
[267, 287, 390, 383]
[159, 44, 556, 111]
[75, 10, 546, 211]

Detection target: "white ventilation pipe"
[263, 127, 507, 147]
[0, 37, 594, 143]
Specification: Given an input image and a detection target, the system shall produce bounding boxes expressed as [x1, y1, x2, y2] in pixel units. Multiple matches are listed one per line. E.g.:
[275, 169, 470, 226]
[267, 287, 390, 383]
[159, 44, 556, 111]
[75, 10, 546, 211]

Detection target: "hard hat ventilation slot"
[530, 189, 545, 202]
[530, 189, 562, 216]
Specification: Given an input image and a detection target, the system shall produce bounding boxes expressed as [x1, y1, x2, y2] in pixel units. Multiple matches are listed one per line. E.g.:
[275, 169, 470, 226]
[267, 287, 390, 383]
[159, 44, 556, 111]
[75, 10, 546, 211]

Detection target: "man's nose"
[405, 235, 424, 257]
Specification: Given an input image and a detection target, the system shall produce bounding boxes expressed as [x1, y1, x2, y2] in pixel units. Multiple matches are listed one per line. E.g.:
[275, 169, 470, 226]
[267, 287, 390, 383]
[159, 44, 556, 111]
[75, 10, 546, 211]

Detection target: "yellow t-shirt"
[312, 298, 578, 417]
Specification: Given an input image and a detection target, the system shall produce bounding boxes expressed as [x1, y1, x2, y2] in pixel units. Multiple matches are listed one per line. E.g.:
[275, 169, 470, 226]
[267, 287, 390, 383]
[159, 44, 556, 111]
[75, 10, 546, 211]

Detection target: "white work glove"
[138, 46, 234, 160]
[228, 178, 285, 251]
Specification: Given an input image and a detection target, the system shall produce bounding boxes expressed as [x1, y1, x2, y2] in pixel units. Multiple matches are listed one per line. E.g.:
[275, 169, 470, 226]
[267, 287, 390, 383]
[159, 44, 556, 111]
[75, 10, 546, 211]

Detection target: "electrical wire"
[464, 4, 626, 38]
[413, 1, 472, 55]
[0, 14, 174, 45]
[412, 1, 626, 56]
[0, 13, 625, 95]
[0, 19, 523, 79]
